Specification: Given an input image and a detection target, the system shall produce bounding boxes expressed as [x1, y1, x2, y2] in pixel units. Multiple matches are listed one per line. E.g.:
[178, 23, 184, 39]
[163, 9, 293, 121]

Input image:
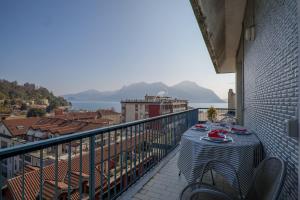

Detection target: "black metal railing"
[0, 109, 198, 200]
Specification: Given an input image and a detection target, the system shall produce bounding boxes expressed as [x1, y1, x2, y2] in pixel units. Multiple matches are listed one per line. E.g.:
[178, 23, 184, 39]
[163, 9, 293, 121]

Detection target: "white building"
[0, 118, 40, 178]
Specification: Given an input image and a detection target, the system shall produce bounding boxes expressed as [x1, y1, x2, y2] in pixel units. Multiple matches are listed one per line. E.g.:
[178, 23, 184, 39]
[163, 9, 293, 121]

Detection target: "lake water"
[70, 101, 228, 113]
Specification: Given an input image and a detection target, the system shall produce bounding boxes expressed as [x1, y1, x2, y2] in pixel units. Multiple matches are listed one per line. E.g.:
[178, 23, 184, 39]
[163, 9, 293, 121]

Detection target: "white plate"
[201, 136, 233, 143]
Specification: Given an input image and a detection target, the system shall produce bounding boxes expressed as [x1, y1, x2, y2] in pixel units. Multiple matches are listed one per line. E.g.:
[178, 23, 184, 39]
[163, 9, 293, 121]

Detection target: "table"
[177, 125, 263, 195]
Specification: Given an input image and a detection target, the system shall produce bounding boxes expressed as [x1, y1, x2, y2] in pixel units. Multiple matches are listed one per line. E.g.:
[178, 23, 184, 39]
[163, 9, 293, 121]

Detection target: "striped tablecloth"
[177, 126, 263, 195]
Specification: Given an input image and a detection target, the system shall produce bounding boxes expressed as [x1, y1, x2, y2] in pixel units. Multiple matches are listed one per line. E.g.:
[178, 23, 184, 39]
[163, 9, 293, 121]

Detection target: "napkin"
[208, 129, 228, 138]
[195, 124, 205, 128]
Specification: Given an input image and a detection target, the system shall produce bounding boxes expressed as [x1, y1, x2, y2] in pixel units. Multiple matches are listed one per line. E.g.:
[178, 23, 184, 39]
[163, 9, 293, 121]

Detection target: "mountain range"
[63, 81, 224, 103]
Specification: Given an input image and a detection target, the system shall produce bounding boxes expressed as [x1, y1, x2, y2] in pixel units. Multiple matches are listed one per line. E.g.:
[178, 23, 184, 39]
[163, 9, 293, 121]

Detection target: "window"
[1, 159, 7, 165]
[1, 166, 7, 178]
[1, 141, 7, 148]
[16, 125, 24, 130]
[24, 155, 31, 163]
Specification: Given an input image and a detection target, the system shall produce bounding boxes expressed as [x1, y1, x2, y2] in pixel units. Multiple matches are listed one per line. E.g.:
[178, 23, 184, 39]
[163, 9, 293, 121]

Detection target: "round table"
[177, 125, 263, 195]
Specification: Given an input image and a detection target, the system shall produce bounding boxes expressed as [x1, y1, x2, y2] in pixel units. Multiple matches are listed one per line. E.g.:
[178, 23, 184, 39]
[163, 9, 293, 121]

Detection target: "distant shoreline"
[70, 100, 228, 113]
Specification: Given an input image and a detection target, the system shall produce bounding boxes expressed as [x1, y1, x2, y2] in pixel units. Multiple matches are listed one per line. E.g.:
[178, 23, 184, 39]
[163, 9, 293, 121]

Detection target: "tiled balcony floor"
[132, 151, 187, 200]
[119, 147, 236, 200]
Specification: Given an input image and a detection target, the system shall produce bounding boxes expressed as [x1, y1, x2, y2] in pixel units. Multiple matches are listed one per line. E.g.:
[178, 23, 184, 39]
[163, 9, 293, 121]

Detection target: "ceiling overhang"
[190, 0, 247, 73]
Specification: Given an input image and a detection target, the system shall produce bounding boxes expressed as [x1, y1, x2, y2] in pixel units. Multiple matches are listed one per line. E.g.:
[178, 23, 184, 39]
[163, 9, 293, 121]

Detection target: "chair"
[180, 157, 285, 200]
[180, 160, 242, 200]
[180, 182, 234, 200]
[244, 157, 286, 200]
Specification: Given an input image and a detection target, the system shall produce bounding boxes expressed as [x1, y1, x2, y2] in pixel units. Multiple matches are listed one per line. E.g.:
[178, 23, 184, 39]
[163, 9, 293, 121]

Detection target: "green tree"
[27, 108, 46, 117]
[207, 107, 217, 122]
[0, 105, 11, 114]
[10, 99, 16, 105]
[0, 92, 6, 100]
[20, 103, 28, 111]
[46, 99, 60, 113]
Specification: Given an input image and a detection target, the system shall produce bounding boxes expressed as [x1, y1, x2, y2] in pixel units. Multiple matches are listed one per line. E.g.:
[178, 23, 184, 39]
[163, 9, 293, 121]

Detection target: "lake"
[70, 101, 228, 113]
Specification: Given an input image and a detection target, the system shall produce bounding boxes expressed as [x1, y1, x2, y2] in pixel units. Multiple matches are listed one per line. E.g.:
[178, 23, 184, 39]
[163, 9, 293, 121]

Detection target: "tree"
[46, 100, 59, 113]
[10, 99, 16, 105]
[0, 92, 6, 100]
[27, 108, 46, 117]
[0, 105, 11, 114]
[20, 103, 28, 111]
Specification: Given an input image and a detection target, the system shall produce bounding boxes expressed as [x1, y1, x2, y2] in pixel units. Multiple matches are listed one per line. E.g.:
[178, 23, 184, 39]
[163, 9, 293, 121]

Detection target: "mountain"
[63, 81, 224, 103]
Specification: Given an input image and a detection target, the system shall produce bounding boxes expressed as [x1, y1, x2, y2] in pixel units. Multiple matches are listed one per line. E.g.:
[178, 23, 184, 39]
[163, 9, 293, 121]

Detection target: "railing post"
[100, 134, 104, 200]
[67, 142, 72, 199]
[0, 159, 2, 200]
[125, 127, 128, 188]
[89, 136, 95, 200]
[39, 149, 43, 200]
[54, 146, 59, 200]
[79, 139, 83, 200]
[21, 154, 25, 200]
[173, 115, 176, 146]
[107, 131, 111, 199]
[120, 128, 123, 192]
[113, 130, 117, 196]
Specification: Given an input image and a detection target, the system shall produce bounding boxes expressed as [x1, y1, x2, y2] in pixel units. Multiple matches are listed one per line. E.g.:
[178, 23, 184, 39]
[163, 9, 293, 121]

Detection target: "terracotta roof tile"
[7, 132, 150, 200]
[30, 117, 108, 136]
[54, 112, 101, 121]
[97, 109, 120, 116]
[2, 117, 40, 137]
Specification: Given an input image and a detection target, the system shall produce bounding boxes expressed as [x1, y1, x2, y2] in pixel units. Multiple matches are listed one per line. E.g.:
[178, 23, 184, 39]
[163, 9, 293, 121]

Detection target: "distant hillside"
[64, 81, 224, 103]
[0, 79, 69, 106]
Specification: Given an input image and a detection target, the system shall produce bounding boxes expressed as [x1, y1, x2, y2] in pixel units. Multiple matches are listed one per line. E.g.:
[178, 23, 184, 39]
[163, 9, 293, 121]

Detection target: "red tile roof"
[30, 118, 109, 135]
[7, 132, 150, 200]
[97, 109, 120, 116]
[54, 112, 101, 121]
[2, 117, 40, 137]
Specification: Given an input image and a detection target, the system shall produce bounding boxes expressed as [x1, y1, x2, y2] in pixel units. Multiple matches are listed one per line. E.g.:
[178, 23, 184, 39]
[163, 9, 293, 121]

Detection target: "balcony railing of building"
[198, 107, 236, 122]
[0, 107, 235, 200]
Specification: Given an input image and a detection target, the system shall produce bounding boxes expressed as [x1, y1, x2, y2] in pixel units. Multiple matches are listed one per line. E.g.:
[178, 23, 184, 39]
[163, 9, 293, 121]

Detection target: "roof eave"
[190, 0, 221, 74]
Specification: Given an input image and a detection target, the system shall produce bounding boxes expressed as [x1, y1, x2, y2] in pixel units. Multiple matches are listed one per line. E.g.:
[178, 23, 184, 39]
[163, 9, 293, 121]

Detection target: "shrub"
[207, 107, 217, 122]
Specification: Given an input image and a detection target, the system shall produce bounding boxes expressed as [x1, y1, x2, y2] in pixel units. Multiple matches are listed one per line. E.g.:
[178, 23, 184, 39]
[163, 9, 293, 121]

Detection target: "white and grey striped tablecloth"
[177, 127, 263, 195]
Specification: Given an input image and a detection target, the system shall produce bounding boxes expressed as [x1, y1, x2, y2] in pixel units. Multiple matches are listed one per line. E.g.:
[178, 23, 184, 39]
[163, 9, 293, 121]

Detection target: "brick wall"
[242, 0, 298, 199]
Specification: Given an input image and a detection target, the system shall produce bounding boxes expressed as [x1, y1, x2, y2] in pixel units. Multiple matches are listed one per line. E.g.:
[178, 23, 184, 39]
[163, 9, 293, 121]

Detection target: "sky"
[0, 0, 235, 99]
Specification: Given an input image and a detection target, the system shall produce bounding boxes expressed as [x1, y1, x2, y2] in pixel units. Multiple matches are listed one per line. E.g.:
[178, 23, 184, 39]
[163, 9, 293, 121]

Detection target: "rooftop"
[2, 117, 40, 137]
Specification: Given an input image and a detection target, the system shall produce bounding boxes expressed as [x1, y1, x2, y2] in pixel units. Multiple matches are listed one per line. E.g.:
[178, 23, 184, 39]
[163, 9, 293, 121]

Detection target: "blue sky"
[0, 0, 235, 99]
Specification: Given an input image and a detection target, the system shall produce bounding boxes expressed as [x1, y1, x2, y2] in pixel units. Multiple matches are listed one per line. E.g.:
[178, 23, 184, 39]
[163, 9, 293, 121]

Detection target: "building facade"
[227, 89, 236, 110]
[0, 118, 40, 179]
[190, 0, 299, 199]
[240, 1, 298, 199]
[121, 95, 188, 122]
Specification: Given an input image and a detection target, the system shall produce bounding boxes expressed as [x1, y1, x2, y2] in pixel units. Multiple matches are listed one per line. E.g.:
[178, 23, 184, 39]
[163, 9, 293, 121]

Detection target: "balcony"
[0, 108, 236, 200]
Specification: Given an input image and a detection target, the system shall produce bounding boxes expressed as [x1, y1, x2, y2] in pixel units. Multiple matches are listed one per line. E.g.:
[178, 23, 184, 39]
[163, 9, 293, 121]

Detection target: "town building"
[121, 95, 188, 122]
[228, 89, 236, 110]
[0, 117, 40, 178]
[0, 113, 113, 179]
[54, 111, 102, 121]
[97, 109, 121, 124]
